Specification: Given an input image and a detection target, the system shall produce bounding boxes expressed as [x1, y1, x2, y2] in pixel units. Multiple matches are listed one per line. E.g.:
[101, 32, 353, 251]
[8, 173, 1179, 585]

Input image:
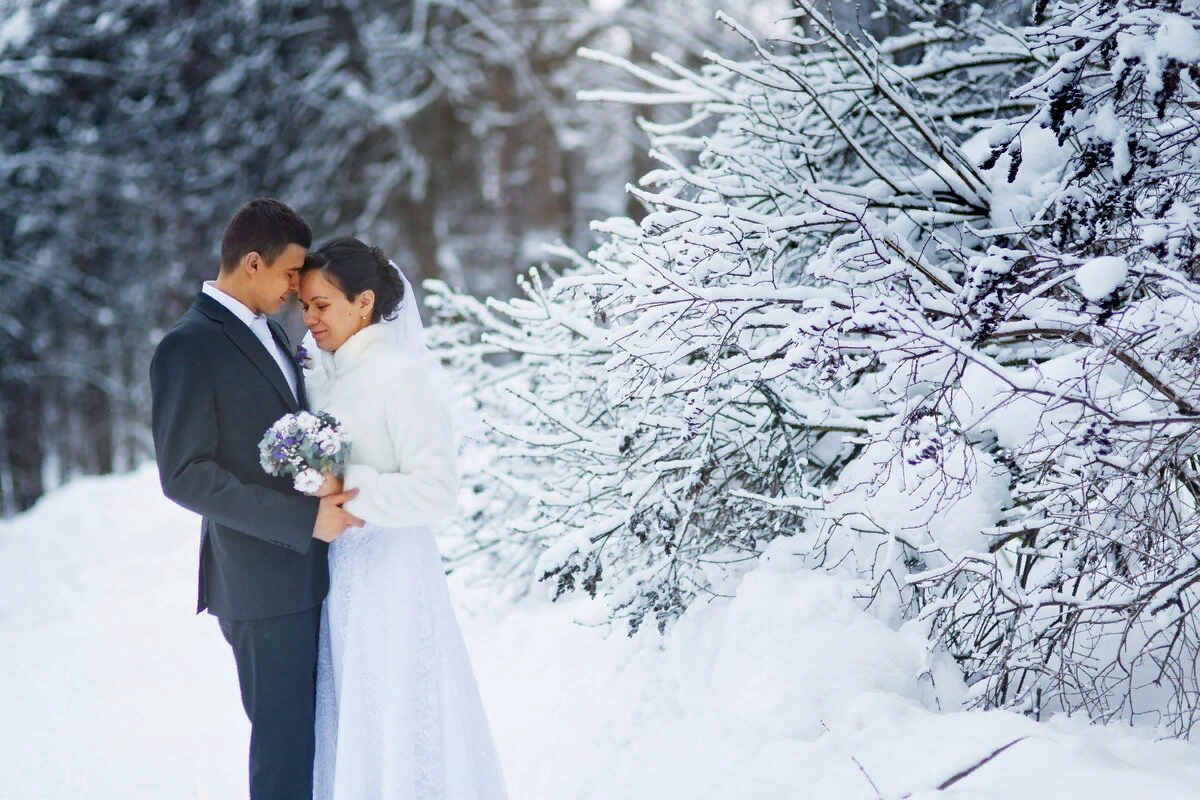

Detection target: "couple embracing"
[150, 198, 507, 799]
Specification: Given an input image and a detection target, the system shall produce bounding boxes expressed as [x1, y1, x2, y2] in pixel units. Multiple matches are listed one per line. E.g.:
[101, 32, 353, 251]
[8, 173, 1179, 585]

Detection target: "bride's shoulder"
[367, 340, 417, 369]
[367, 347, 431, 387]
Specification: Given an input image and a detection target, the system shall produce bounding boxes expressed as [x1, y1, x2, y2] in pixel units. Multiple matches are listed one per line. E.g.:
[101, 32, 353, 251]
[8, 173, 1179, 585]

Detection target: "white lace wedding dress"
[306, 323, 508, 800]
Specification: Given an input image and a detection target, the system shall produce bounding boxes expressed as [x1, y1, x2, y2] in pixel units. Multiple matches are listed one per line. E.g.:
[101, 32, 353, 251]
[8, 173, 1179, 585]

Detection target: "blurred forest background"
[0, 0, 801, 514]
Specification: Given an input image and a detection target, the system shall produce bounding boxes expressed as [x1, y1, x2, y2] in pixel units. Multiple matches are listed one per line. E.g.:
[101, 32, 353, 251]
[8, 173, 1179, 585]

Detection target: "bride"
[297, 236, 508, 800]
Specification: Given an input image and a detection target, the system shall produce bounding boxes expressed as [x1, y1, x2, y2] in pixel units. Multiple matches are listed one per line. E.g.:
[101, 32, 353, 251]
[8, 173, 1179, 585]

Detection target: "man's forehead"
[277, 243, 307, 268]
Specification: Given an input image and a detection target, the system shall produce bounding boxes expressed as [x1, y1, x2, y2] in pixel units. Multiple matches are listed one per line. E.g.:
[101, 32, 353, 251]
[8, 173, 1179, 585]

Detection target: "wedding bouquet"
[258, 410, 353, 494]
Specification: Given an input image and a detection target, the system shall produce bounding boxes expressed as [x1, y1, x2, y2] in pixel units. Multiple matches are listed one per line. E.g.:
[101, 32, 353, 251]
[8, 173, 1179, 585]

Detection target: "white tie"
[250, 316, 298, 401]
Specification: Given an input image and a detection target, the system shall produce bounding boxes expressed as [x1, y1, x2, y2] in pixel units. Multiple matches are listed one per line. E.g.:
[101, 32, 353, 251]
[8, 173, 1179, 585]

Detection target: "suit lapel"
[193, 294, 299, 412]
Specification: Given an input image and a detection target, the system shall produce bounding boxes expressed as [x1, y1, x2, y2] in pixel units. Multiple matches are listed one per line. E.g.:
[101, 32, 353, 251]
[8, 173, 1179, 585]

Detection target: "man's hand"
[312, 489, 365, 542]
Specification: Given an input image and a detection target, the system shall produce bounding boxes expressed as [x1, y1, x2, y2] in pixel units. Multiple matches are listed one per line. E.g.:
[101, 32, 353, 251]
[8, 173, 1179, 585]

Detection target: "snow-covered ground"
[3, 467, 1200, 799]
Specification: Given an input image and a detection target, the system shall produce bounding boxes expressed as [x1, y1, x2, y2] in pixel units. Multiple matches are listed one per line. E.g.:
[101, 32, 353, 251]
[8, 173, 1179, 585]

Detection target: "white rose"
[293, 468, 324, 495]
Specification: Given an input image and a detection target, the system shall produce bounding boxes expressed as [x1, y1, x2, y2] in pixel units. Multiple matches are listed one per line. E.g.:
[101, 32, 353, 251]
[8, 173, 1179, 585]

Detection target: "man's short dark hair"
[219, 198, 312, 273]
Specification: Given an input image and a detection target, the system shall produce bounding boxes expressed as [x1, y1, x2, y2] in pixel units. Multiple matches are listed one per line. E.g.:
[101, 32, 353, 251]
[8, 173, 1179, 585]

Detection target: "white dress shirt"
[202, 281, 298, 401]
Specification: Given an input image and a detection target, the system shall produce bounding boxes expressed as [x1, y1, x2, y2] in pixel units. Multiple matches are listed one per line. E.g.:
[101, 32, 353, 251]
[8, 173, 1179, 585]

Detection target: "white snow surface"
[3, 467, 1200, 799]
[1075, 256, 1130, 301]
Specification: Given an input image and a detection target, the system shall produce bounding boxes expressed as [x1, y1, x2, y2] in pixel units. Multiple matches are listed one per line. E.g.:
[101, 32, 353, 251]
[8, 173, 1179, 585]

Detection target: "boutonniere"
[293, 342, 313, 370]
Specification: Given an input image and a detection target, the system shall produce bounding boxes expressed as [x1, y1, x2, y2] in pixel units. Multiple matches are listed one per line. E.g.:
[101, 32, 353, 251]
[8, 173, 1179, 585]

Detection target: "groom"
[150, 197, 364, 798]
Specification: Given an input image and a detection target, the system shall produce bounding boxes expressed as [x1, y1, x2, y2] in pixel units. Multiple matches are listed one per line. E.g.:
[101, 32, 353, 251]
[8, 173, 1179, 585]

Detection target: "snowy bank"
[2, 467, 1199, 798]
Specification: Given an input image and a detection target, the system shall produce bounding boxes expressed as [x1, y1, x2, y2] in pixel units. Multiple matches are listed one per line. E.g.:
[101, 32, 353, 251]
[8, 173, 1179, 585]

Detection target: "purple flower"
[293, 342, 310, 367]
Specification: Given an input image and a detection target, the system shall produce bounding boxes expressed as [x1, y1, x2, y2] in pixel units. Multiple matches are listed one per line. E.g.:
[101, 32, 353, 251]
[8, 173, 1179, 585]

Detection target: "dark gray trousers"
[219, 606, 322, 800]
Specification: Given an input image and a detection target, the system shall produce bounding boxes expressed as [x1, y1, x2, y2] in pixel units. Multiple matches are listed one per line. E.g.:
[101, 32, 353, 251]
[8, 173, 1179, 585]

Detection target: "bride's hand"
[315, 473, 344, 498]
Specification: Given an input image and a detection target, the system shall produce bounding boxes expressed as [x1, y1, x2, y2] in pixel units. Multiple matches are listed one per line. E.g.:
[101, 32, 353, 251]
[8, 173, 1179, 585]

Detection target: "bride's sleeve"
[341, 361, 458, 527]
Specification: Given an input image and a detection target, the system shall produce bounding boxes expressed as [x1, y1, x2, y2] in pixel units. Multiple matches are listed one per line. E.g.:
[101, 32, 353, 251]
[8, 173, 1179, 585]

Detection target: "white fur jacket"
[302, 323, 458, 528]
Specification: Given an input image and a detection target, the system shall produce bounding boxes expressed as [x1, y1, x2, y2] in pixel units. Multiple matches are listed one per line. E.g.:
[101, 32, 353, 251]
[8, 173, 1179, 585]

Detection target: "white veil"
[381, 261, 470, 449]
[385, 261, 428, 361]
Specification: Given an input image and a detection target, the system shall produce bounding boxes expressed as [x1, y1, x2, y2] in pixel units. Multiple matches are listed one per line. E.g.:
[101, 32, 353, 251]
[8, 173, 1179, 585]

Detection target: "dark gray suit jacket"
[150, 292, 327, 621]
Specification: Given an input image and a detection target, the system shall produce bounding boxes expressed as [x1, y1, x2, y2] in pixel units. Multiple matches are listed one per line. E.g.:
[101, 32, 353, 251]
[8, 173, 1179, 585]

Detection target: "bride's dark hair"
[301, 236, 405, 323]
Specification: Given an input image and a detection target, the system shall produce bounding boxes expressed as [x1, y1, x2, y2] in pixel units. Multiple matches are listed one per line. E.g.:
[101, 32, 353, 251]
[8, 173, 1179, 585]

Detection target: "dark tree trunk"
[2, 383, 45, 513]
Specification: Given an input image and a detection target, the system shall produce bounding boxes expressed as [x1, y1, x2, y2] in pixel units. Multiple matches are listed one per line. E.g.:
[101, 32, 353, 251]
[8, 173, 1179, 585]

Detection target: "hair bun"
[369, 246, 390, 274]
[372, 247, 405, 321]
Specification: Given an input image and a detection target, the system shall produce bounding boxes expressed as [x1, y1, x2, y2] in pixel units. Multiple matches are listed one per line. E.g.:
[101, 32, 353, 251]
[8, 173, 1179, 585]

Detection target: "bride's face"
[299, 269, 373, 352]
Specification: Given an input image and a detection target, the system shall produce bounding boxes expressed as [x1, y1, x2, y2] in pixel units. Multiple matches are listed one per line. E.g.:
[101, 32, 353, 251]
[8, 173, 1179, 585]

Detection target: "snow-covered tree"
[911, 0, 1200, 735]
[435, 0, 1200, 734]
[434, 0, 1031, 624]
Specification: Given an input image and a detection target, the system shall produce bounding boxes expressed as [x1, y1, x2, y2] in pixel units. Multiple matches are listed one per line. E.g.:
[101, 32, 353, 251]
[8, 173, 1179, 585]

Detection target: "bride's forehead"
[300, 270, 335, 290]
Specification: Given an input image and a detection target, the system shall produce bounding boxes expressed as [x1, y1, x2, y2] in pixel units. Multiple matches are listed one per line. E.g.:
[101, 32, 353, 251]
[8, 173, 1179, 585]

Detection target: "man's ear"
[240, 251, 262, 274]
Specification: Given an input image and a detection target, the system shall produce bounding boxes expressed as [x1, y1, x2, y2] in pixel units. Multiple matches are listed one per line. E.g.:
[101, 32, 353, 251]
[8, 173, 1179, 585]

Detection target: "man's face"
[251, 243, 306, 315]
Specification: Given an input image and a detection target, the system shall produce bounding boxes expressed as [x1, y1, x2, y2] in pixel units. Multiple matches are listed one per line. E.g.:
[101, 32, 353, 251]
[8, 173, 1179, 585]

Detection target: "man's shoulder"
[152, 305, 224, 364]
